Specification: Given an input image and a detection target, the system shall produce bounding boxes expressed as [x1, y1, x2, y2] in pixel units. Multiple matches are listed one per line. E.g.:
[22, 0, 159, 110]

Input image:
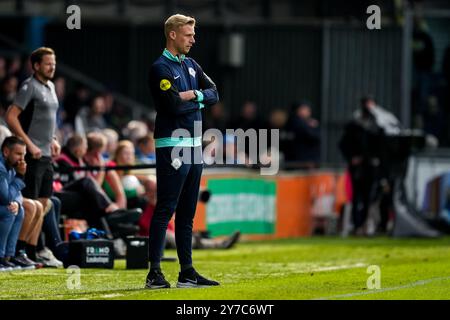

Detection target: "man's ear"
[169, 30, 176, 40]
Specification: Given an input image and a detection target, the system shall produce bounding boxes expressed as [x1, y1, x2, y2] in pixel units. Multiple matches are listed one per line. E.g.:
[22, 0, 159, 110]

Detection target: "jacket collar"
[163, 48, 185, 63]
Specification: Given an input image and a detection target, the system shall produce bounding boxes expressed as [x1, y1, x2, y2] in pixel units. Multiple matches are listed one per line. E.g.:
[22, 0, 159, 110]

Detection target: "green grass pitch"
[1, 237, 449, 300]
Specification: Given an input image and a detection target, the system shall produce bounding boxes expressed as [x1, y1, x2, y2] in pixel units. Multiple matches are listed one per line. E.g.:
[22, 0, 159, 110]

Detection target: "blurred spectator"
[203, 130, 225, 165]
[203, 102, 228, 133]
[101, 91, 130, 130]
[0, 76, 18, 113]
[230, 101, 262, 131]
[339, 95, 401, 235]
[53, 134, 141, 234]
[284, 101, 321, 168]
[102, 128, 119, 160]
[224, 134, 248, 165]
[422, 95, 446, 144]
[122, 120, 148, 145]
[267, 109, 288, 130]
[54, 76, 67, 129]
[75, 95, 109, 135]
[228, 101, 262, 162]
[266, 108, 288, 160]
[64, 83, 91, 127]
[111, 140, 153, 211]
[135, 134, 156, 164]
[84, 131, 127, 209]
[102, 92, 114, 123]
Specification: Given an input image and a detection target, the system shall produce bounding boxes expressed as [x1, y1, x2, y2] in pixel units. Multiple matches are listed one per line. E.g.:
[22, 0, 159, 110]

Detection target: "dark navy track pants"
[148, 146, 203, 266]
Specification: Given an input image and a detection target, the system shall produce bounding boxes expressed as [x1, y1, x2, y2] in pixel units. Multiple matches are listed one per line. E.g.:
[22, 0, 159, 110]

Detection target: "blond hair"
[30, 47, 55, 69]
[87, 132, 107, 152]
[114, 140, 135, 164]
[164, 14, 196, 39]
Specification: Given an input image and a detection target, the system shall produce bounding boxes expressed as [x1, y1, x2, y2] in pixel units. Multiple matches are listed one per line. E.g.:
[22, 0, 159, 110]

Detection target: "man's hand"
[15, 160, 27, 176]
[51, 139, 61, 158]
[28, 142, 42, 159]
[8, 201, 19, 215]
[179, 90, 196, 101]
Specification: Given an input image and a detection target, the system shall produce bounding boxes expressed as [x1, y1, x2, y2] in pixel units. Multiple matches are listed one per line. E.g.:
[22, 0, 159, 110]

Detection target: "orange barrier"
[193, 169, 346, 239]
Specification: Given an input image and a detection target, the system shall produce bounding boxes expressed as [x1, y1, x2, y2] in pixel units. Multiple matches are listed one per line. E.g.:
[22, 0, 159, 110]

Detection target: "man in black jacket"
[284, 101, 321, 169]
[339, 96, 390, 235]
[145, 14, 219, 289]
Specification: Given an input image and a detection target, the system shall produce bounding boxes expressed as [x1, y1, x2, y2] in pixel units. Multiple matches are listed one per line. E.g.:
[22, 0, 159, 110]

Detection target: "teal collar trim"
[155, 136, 202, 148]
[163, 48, 185, 63]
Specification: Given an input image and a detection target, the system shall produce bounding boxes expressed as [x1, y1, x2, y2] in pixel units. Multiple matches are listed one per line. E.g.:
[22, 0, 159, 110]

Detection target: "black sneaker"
[14, 250, 43, 269]
[10, 252, 35, 270]
[0, 257, 22, 270]
[0, 261, 12, 272]
[177, 268, 220, 288]
[145, 269, 171, 289]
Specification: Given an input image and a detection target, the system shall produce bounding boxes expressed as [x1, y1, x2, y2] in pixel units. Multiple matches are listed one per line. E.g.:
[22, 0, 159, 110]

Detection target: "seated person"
[135, 134, 156, 164]
[109, 140, 153, 212]
[53, 134, 141, 238]
[84, 132, 127, 209]
[0, 136, 27, 270]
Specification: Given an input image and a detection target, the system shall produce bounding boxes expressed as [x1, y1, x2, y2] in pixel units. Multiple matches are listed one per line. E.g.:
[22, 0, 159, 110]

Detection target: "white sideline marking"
[101, 293, 124, 298]
[309, 263, 366, 272]
[3, 262, 368, 276]
[314, 276, 450, 300]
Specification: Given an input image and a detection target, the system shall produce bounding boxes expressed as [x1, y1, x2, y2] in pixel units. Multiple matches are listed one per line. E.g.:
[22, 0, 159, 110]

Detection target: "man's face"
[297, 105, 311, 119]
[242, 102, 256, 119]
[3, 144, 26, 167]
[173, 24, 195, 55]
[91, 96, 106, 115]
[35, 54, 56, 80]
[72, 140, 87, 159]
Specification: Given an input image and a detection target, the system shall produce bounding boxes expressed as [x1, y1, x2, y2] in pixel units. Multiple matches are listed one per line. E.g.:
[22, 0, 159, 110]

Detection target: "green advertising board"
[206, 178, 276, 236]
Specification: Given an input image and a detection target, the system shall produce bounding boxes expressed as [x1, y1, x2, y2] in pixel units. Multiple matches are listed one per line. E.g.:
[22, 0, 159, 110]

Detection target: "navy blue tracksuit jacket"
[148, 49, 219, 266]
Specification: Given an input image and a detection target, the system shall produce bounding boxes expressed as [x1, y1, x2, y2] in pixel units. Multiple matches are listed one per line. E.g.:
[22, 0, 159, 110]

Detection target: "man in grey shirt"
[5, 47, 61, 211]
